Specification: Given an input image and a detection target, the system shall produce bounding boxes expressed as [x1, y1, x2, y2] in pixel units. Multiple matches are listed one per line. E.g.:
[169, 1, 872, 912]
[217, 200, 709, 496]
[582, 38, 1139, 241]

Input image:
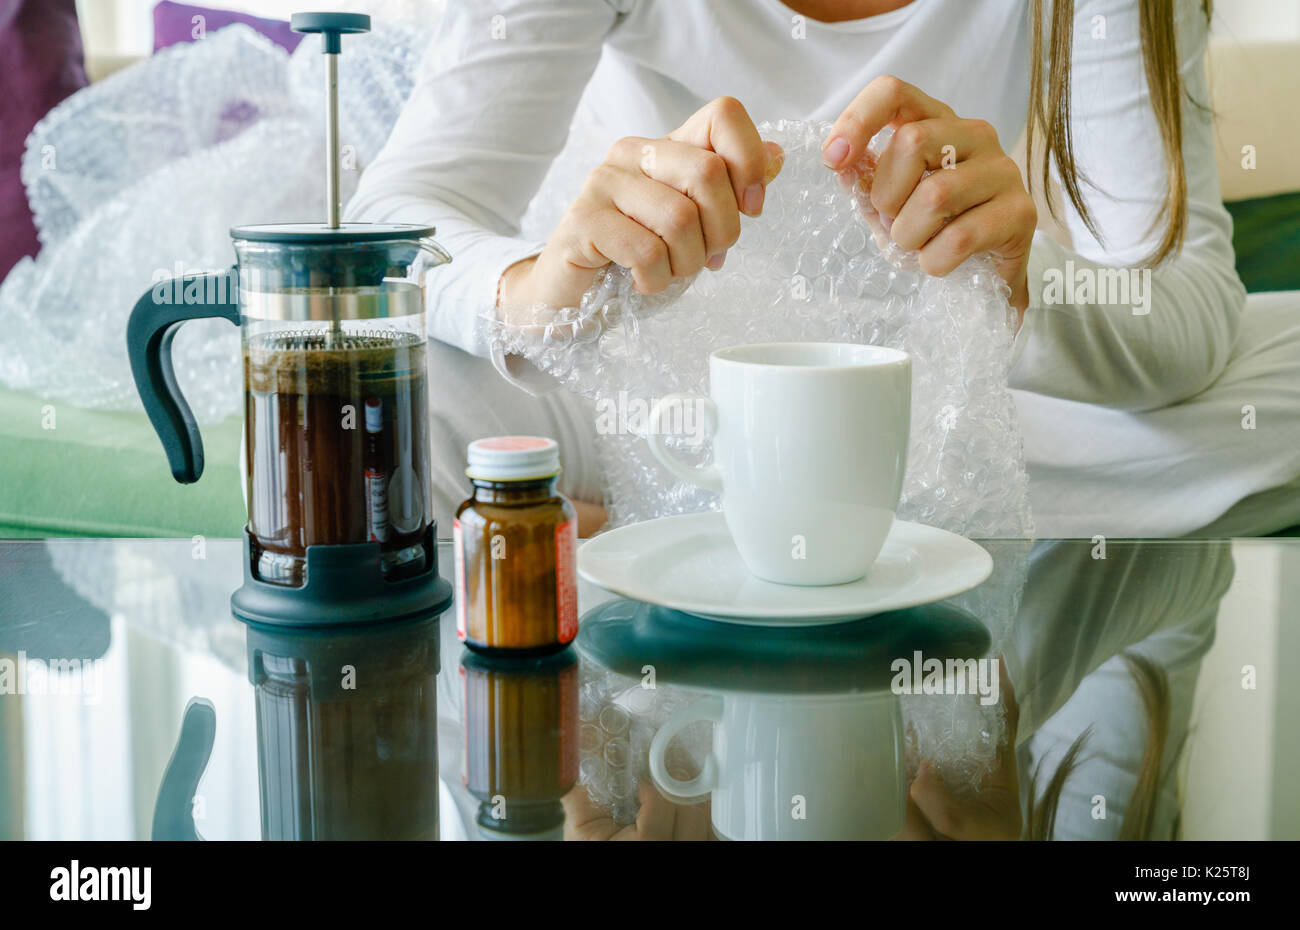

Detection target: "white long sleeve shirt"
[347, 0, 1245, 413]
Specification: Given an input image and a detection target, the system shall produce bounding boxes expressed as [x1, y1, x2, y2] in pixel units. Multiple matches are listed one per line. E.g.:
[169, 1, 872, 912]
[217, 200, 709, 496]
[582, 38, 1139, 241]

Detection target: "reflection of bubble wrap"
[0, 19, 434, 422]
[577, 547, 1033, 827]
[575, 570, 1030, 829]
[902, 539, 1030, 798]
[575, 665, 710, 827]
[44, 539, 247, 673]
[490, 120, 1033, 539]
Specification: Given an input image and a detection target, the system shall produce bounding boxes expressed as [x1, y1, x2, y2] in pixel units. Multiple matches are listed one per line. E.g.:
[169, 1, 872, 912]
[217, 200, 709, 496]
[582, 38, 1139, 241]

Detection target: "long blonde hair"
[1025, 653, 1181, 840]
[1026, 0, 1212, 266]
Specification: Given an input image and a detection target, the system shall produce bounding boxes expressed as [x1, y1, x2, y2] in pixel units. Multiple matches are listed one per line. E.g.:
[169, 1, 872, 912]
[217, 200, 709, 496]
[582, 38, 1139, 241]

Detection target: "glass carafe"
[127, 224, 450, 590]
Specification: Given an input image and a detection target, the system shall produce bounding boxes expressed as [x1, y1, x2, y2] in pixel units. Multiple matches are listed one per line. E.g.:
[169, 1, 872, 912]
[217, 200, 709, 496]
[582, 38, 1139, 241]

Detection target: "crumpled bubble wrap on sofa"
[0, 20, 432, 423]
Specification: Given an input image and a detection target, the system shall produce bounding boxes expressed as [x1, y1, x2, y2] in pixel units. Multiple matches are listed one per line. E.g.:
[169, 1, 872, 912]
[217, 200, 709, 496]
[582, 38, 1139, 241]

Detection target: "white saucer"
[578, 512, 992, 626]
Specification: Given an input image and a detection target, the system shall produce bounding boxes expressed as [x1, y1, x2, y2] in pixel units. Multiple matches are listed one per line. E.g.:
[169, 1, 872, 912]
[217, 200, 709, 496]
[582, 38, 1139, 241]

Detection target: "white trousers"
[424, 339, 602, 533]
[1016, 289, 1300, 538]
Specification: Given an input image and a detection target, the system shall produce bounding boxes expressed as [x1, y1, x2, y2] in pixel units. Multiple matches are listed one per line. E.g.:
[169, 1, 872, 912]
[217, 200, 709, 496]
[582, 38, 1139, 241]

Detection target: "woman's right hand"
[499, 96, 784, 317]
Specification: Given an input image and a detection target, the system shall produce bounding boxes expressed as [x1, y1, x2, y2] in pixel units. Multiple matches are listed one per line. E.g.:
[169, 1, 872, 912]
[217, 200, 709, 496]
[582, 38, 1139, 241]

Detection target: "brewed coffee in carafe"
[245, 328, 430, 586]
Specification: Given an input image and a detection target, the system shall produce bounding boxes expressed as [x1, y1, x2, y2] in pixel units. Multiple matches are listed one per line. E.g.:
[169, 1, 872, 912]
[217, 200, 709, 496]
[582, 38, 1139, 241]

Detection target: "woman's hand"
[500, 96, 784, 317]
[824, 75, 1036, 321]
[563, 780, 714, 841]
[896, 662, 1023, 841]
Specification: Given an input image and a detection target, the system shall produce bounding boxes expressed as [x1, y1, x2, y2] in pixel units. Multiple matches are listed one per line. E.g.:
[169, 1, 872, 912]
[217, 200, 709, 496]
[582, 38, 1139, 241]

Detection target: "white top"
[346, 0, 1295, 537]
[348, 0, 1244, 411]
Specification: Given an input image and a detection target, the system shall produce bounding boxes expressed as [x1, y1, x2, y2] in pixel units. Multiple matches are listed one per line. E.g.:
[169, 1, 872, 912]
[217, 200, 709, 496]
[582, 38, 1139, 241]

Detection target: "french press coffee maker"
[127, 12, 452, 627]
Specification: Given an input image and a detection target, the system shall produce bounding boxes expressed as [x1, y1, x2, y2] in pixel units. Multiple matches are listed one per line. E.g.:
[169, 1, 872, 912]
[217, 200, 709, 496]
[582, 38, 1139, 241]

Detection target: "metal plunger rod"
[324, 48, 342, 344]
[291, 11, 372, 345]
[325, 50, 341, 229]
[289, 11, 371, 229]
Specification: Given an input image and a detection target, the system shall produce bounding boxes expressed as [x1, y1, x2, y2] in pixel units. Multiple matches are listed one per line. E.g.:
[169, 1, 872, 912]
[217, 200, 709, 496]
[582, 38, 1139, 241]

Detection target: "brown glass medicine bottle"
[454, 437, 578, 655]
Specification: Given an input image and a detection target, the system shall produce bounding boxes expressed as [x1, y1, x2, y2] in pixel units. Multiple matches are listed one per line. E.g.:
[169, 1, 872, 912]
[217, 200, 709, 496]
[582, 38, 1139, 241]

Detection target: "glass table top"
[0, 535, 1296, 841]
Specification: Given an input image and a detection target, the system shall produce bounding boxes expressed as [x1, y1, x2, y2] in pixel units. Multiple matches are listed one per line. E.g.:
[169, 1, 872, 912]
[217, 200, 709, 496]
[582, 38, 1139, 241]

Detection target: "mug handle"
[648, 694, 724, 803]
[126, 269, 241, 483]
[646, 393, 723, 493]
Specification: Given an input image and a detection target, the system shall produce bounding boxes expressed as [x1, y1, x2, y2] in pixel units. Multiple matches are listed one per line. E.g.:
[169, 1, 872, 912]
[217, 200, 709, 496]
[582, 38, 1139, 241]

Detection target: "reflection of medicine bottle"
[453, 437, 578, 655]
[364, 397, 389, 543]
[460, 648, 578, 840]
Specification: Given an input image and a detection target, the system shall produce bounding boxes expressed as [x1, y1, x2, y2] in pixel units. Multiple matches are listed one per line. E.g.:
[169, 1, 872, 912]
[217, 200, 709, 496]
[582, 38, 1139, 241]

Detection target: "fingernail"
[763, 147, 785, 184]
[822, 136, 850, 168]
[707, 252, 726, 271]
[743, 183, 764, 216]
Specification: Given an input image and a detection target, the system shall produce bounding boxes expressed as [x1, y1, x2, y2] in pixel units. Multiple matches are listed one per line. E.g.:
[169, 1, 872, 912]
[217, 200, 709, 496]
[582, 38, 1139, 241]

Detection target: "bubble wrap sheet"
[497, 122, 1035, 819]
[0, 16, 434, 422]
[490, 121, 1033, 540]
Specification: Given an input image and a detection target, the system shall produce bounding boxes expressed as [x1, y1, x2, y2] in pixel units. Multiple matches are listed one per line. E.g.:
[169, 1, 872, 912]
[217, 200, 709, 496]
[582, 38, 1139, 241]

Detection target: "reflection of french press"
[127, 12, 452, 626]
[153, 616, 441, 841]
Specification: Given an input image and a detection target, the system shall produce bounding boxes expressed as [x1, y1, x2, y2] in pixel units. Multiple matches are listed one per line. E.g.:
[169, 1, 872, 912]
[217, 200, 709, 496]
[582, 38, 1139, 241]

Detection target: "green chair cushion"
[0, 386, 244, 538]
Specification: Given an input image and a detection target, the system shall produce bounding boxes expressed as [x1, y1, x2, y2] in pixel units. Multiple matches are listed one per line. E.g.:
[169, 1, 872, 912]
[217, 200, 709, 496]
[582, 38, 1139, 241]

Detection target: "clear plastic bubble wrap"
[0, 17, 434, 422]
[489, 120, 1034, 540]
[510, 121, 1036, 821]
[574, 541, 1031, 826]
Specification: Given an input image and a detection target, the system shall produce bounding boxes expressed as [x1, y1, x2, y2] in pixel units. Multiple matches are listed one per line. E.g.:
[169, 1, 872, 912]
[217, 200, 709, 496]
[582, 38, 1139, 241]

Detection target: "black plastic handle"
[126, 270, 240, 484]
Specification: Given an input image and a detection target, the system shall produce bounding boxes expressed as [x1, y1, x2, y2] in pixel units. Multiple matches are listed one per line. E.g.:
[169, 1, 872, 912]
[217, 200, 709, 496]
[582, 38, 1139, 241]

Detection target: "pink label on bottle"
[555, 518, 578, 643]
[453, 518, 467, 642]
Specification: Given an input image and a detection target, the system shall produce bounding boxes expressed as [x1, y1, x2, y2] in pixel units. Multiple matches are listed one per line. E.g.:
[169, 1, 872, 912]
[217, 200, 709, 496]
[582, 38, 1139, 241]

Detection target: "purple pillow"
[153, 1, 303, 53]
[0, 0, 87, 279]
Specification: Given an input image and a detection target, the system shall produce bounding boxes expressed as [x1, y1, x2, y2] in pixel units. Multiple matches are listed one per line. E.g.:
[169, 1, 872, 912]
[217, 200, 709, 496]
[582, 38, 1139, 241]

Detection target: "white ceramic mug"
[648, 691, 906, 841]
[648, 342, 911, 585]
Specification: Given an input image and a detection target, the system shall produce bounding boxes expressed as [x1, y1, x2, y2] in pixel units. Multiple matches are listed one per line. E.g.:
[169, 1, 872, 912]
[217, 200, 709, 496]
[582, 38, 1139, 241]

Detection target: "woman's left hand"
[823, 75, 1036, 322]
[896, 662, 1023, 841]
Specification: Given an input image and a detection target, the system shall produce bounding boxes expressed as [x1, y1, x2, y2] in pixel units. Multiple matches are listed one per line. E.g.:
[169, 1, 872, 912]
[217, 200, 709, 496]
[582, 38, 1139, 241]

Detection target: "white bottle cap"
[466, 436, 561, 482]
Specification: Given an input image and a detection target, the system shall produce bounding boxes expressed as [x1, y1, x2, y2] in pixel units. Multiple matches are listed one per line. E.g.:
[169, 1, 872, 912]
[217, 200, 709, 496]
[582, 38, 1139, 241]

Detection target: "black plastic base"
[462, 640, 575, 659]
[230, 524, 454, 629]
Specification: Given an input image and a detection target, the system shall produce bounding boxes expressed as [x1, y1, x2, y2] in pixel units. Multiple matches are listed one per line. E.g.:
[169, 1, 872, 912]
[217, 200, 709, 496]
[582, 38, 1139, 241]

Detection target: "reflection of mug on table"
[647, 343, 911, 586]
[648, 690, 906, 841]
